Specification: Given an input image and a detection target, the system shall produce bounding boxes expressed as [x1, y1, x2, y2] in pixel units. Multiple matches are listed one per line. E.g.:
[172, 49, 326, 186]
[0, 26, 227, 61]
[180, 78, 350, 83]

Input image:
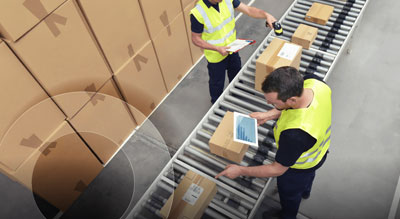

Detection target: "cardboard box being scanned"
[255, 38, 302, 92]
[0, 0, 66, 41]
[77, 0, 150, 72]
[183, 1, 204, 64]
[209, 111, 249, 163]
[291, 24, 318, 49]
[138, 0, 181, 39]
[69, 78, 145, 164]
[152, 13, 192, 92]
[0, 121, 103, 211]
[305, 2, 334, 25]
[7, 0, 111, 119]
[0, 40, 51, 145]
[160, 170, 217, 219]
[114, 41, 168, 117]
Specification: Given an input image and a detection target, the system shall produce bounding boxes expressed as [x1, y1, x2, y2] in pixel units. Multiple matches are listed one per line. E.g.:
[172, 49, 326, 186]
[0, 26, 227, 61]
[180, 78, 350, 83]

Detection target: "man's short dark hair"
[261, 66, 303, 101]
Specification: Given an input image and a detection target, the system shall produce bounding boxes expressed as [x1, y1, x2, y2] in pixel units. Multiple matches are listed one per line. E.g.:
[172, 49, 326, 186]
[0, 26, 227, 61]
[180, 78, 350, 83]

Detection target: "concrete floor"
[1, 0, 400, 218]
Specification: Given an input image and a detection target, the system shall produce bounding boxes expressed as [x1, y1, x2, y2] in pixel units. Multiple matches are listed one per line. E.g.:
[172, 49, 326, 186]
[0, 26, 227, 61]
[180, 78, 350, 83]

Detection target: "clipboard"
[226, 38, 256, 53]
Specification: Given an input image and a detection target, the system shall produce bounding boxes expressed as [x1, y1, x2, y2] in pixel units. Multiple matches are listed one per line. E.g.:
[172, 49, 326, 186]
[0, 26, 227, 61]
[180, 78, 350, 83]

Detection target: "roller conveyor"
[127, 0, 369, 218]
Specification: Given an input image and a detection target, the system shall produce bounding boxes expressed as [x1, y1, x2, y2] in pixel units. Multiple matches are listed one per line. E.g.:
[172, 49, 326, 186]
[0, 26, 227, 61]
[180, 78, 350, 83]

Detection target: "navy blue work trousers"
[207, 52, 241, 103]
[277, 169, 316, 219]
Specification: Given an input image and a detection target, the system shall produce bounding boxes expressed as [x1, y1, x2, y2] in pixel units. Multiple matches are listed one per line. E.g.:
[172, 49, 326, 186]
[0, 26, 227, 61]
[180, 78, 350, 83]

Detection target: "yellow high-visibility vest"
[274, 79, 332, 169]
[191, 0, 236, 63]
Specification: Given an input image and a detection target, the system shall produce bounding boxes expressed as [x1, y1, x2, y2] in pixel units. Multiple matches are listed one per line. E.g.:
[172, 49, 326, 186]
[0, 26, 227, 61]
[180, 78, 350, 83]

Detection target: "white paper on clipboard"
[226, 39, 254, 52]
[233, 112, 258, 146]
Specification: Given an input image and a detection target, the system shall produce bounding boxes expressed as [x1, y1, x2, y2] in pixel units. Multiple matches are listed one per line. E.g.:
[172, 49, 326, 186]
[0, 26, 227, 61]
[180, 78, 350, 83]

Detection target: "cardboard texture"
[305, 2, 334, 25]
[77, 0, 150, 72]
[0, 0, 66, 41]
[0, 98, 65, 172]
[69, 79, 140, 164]
[255, 38, 302, 92]
[153, 13, 192, 92]
[180, 0, 196, 10]
[138, 0, 181, 39]
[209, 111, 249, 163]
[160, 170, 217, 219]
[114, 41, 168, 117]
[0, 40, 51, 145]
[291, 24, 318, 49]
[183, 2, 204, 64]
[3, 122, 104, 211]
[7, 0, 111, 119]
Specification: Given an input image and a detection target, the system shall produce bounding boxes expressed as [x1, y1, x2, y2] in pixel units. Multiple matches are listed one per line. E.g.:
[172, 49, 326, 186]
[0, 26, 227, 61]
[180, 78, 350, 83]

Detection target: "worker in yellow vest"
[190, 0, 277, 103]
[216, 67, 332, 219]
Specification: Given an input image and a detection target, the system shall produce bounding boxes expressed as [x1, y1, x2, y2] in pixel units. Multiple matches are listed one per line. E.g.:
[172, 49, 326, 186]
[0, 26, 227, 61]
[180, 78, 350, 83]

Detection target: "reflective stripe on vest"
[190, 0, 236, 63]
[273, 79, 332, 169]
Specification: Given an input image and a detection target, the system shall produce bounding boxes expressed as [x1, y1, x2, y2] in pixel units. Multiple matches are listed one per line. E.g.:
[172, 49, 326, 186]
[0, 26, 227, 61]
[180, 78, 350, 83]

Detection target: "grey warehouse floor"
[1, 0, 400, 218]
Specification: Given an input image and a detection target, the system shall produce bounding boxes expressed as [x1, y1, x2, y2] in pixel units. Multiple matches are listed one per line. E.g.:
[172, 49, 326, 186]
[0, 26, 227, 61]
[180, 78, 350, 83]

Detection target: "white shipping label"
[182, 183, 204, 206]
[277, 43, 300, 61]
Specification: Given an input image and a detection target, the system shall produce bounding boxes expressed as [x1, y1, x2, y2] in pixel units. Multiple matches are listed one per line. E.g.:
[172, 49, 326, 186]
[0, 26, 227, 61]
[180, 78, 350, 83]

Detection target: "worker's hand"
[216, 46, 230, 56]
[215, 164, 244, 179]
[250, 112, 269, 126]
[265, 13, 277, 29]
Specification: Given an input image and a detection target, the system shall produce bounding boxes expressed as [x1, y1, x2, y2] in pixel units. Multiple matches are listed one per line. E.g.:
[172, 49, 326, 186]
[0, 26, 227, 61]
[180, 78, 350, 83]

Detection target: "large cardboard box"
[183, 2, 204, 64]
[0, 98, 66, 172]
[305, 2, 334, 25]
[0, 40, 52, 145]
[209, 111, 249, 163]
[153, 13, 192, 92]
[291, 24, 318, 49]
[0, 0, 66, 41]
[1, 121, 103, 211]
[160, 170, 217, 219]
[77, 0, 150, 72]
[69, 79, 145, 164]
[114, 41, 168, 117]
[139, 0, 181, 39]
[7, 0, 111, 119]
[255, 38, 302, 92]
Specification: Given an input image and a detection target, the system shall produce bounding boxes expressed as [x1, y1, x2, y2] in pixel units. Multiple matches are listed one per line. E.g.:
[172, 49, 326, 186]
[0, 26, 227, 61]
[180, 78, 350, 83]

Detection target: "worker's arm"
[191, 32, 230, 56]
[250, 108, 281, 126]
[235, 3, 277, 28]
[215, 161, 288, 179]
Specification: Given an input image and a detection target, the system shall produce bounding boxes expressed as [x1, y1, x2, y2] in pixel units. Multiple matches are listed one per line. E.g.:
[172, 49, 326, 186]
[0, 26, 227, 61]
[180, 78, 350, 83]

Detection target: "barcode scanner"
[266, 21, 283, 36]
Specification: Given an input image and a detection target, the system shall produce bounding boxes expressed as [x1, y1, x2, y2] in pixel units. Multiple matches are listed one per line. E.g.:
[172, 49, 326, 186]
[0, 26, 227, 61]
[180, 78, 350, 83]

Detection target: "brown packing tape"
[23, 0, 67, 37]
[266, 46, 283, 71]
[150, 102, 156, 110]
[84, 83, 97, 93]
[126, 44, 149, 72]
[84, 83, 106, 106]
[133, 54, 148, 72]
[159, 10, 172, 36]
[74, 180, 88, 193]
[40, 141, 57, 156]
[20, 134, 43, 148]
[90, 93, 106, 106]
[127, 44, 135, 57]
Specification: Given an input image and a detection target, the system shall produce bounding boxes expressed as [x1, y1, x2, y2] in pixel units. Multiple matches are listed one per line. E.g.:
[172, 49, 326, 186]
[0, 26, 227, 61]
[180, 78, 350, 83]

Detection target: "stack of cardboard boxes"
[0, 0, 203, 212]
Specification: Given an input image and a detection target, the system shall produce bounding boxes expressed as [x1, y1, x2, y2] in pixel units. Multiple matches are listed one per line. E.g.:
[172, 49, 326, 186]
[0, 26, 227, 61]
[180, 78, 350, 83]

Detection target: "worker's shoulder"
[303, 74, 325, 84]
